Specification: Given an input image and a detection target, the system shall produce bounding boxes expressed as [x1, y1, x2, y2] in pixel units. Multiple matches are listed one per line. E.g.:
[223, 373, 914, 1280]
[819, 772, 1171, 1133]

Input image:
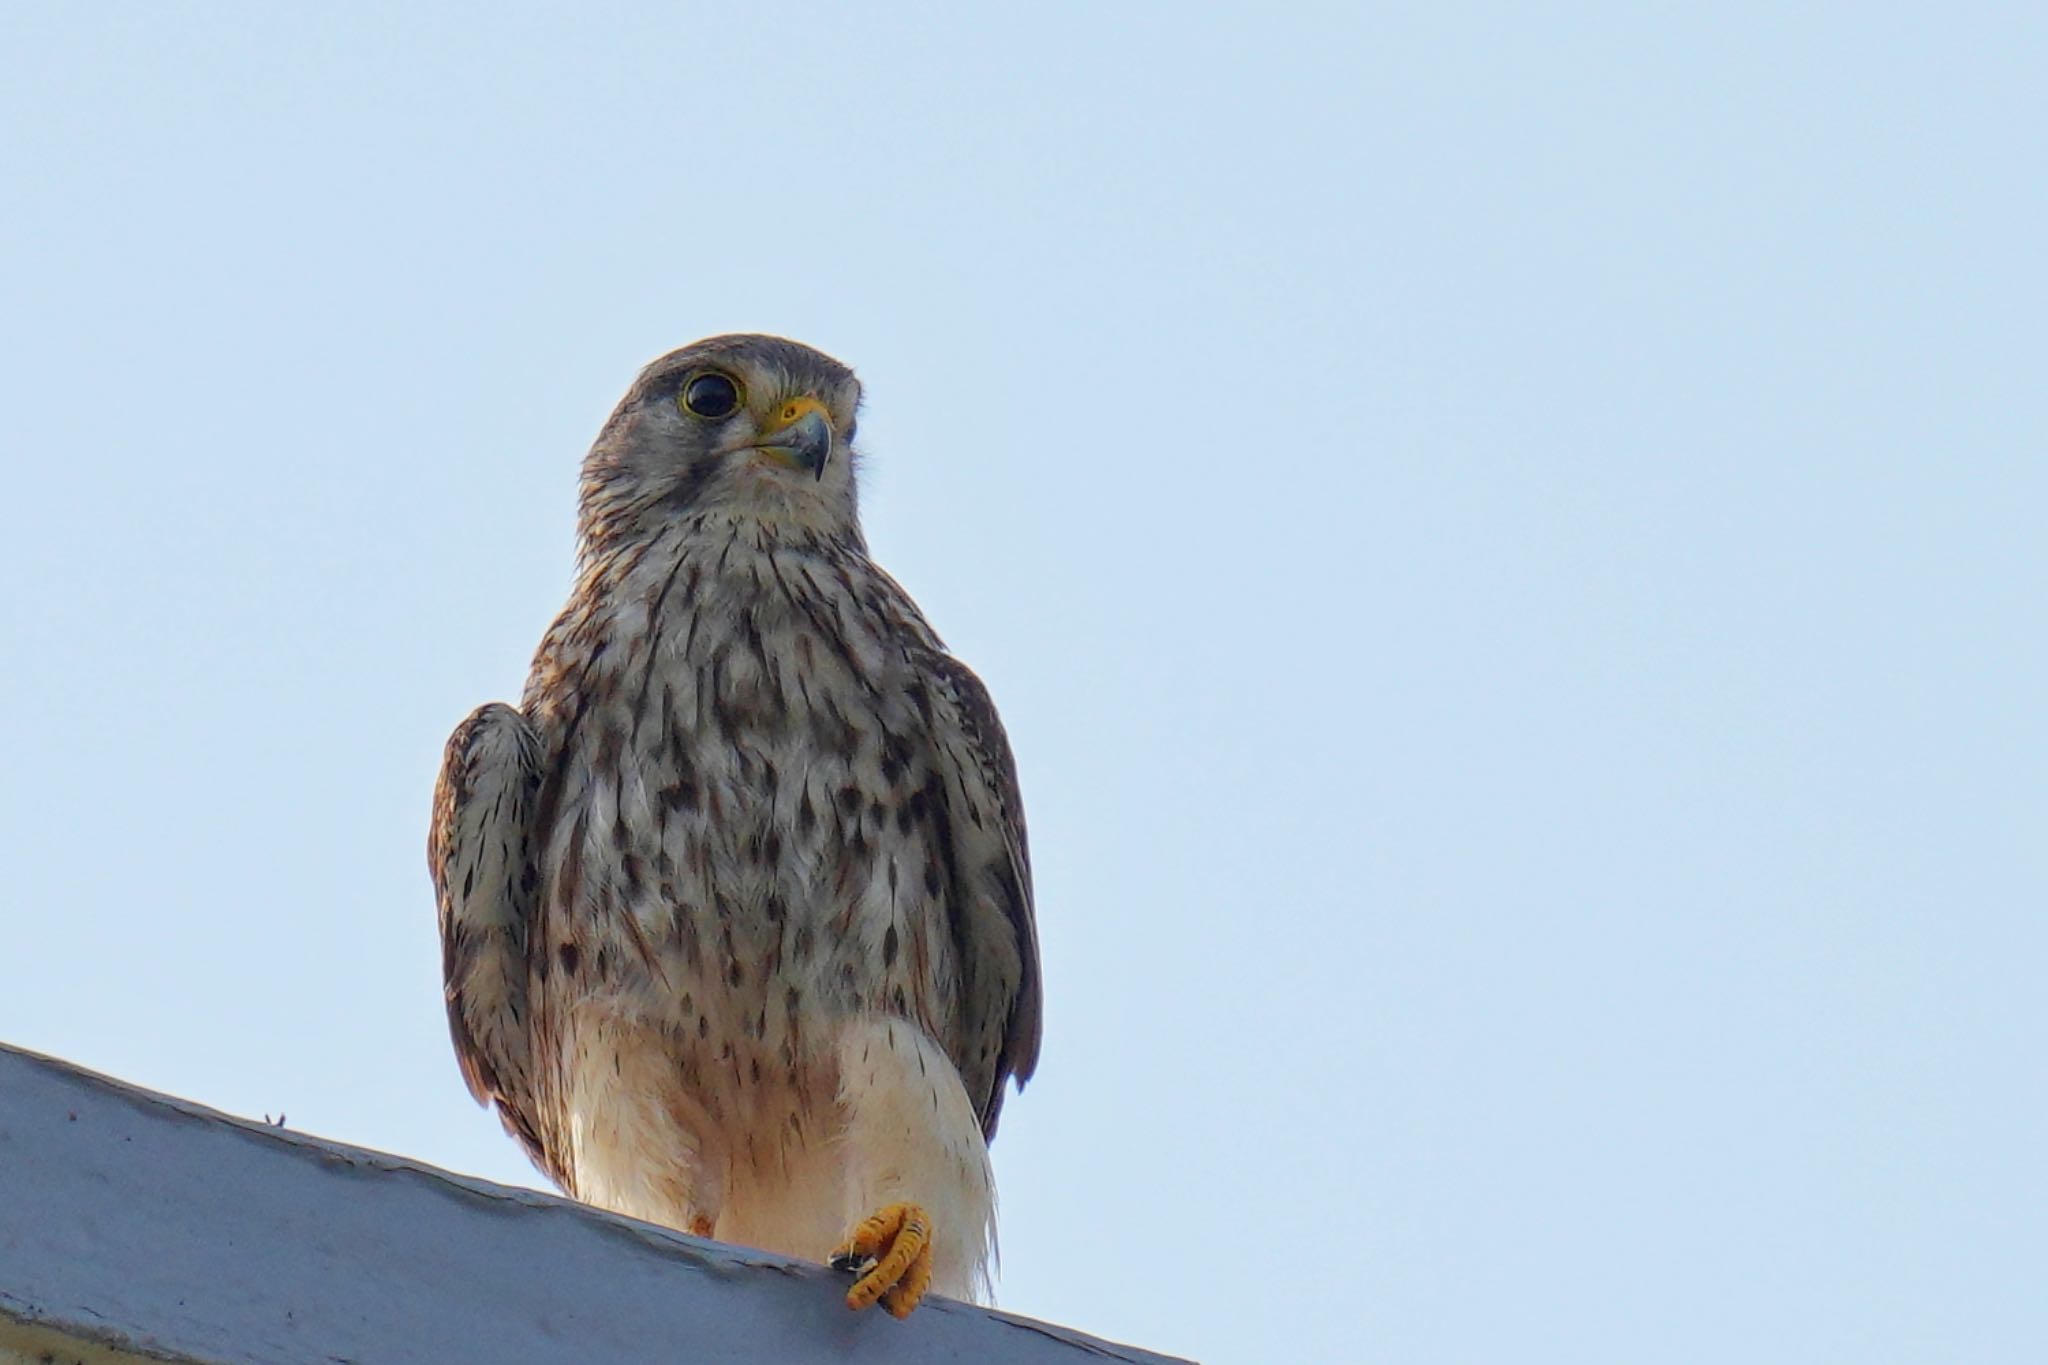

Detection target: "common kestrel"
[429, 335, 1042, 1317]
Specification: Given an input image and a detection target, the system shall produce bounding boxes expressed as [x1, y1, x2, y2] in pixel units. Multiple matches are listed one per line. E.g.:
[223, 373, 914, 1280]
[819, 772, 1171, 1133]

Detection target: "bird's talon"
[834, 1202, 935, 1316]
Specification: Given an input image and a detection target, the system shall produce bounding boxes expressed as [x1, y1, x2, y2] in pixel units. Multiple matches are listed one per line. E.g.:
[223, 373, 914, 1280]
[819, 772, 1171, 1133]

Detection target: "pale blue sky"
[3, 6, 2042, 1362]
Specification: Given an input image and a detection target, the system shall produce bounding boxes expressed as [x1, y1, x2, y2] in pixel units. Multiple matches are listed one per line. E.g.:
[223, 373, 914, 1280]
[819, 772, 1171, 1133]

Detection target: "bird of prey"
[429, 335, 1041, 1318]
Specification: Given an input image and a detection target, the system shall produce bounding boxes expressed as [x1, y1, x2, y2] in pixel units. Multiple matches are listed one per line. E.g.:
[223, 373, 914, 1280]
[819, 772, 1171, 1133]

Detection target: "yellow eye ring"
[680, 371, 744, 419]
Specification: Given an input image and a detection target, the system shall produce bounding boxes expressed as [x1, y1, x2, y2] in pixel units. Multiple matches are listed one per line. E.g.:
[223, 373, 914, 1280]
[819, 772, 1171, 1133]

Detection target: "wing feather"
[429, 702, 549, 1167]
[920, 652, 1043, 1139]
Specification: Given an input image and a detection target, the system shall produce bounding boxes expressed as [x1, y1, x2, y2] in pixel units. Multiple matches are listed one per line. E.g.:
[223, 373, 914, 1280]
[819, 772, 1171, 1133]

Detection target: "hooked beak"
[751, 397, 834, 480]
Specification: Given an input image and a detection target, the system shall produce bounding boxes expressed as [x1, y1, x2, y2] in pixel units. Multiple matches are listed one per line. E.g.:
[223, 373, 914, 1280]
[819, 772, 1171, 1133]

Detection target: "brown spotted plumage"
[430, 335, 1040, 1314]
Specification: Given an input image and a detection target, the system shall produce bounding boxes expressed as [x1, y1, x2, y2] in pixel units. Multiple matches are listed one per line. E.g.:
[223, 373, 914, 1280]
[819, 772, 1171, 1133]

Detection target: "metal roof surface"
[0, 1043, 1189, 1365]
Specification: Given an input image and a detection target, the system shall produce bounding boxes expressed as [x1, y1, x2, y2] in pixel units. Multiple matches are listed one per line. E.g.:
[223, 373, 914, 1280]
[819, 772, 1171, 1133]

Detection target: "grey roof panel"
[0, 1043, 1190, 1365]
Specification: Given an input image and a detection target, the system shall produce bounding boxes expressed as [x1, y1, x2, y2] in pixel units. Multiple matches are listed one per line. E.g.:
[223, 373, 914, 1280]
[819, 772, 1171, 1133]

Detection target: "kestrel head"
[580, 334, 865, 549]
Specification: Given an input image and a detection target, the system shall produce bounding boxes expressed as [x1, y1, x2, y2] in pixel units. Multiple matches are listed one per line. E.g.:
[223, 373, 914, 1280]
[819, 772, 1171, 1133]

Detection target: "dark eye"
[681, 372, 742, 419]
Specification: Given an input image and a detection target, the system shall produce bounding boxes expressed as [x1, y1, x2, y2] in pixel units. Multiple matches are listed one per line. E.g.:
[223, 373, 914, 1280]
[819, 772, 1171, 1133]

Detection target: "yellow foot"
[687, 1214, 714, 1238]
[830, 1202, 935, 1318]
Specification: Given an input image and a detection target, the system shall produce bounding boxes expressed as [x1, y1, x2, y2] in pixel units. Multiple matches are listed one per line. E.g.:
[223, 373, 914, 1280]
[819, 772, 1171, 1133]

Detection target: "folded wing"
[920, 652, 1043, 1139]
[428, 702, 549, 1169]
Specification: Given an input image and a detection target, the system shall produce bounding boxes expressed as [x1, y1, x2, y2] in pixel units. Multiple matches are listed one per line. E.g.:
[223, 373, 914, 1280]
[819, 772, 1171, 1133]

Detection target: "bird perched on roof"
[429, 335, 1042, 1318]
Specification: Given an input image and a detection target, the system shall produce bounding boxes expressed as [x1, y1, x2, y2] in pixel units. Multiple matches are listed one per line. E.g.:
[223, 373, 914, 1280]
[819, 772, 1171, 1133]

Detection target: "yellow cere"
[767, 395, 832, 436]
